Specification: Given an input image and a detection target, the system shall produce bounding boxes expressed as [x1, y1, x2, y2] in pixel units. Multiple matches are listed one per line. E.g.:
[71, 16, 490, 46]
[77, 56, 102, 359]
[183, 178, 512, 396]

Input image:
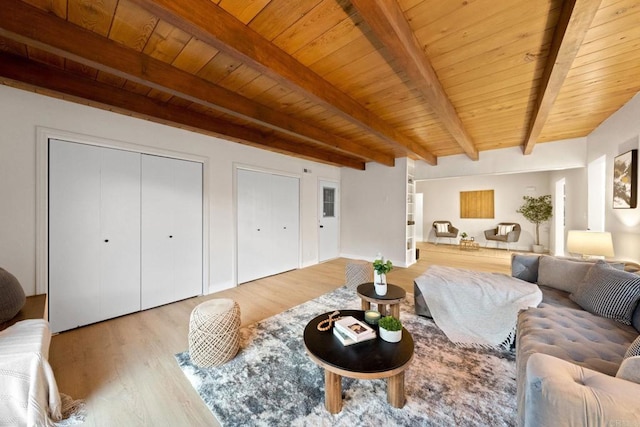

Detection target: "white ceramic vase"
[379, 327, 402, 343]
[373, 272, 387, 295]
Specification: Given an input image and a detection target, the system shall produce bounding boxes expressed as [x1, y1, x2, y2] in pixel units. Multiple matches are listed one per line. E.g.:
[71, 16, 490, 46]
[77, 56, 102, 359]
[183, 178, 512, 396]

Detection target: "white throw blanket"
[415, 266, 542, 349]
[0, 320, 62, 427]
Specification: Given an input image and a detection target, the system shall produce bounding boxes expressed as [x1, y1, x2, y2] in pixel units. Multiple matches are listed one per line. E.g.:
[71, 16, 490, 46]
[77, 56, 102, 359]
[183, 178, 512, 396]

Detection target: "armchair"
[484, 223, 521, 250]
[433, 221, 459, 245]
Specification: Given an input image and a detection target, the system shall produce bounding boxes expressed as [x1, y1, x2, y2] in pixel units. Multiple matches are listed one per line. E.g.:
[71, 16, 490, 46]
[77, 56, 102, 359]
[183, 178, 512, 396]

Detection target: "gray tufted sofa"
[513, 255, 640, 426]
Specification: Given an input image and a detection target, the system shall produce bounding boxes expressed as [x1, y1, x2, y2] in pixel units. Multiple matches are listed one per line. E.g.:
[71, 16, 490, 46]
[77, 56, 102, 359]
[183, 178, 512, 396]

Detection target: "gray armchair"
[484, 223, 521, 250]
[433, 221, 459, 245]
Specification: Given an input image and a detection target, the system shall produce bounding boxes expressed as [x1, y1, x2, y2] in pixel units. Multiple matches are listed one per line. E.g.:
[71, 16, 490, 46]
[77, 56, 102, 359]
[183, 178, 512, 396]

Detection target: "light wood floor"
[48, 242, 514, 426]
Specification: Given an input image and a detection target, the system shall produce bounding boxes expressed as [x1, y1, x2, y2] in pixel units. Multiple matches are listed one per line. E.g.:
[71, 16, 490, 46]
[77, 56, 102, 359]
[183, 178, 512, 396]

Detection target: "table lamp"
[566, 230, 614, 259]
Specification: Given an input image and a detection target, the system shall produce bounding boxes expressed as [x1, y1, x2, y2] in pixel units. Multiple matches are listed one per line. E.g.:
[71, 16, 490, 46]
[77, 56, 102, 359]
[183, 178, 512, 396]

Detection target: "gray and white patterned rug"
[175, 286, 517, 426]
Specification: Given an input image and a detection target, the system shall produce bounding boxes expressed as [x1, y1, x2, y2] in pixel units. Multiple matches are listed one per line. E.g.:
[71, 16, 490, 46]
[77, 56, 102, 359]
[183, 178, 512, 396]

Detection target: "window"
[323, 187, 335, 218]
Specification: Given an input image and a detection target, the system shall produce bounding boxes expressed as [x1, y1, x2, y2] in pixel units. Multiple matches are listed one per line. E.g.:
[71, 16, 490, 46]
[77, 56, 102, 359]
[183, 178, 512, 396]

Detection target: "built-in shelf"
[406, 158, 416, 266]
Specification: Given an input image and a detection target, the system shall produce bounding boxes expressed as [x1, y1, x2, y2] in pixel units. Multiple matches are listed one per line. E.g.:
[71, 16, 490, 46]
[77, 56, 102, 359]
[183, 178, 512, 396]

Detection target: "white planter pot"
[380, 327, 402, 343]
[532, 244, 544, 254]
[374, 283, 387, 295]
[374, 271, 387, 295]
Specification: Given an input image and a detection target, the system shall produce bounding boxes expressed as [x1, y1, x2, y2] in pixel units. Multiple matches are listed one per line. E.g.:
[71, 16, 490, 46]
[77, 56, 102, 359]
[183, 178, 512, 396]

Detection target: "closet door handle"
[319, 225, 324, 228]
[104, 239, 109, 242]
[169, 235, 173, 238]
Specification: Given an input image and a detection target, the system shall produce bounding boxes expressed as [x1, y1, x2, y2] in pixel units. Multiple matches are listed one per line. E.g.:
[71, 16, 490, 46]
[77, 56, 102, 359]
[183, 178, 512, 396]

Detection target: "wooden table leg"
[324, 370, 342, 414]
[378, 304, 388, 316]
[387, 371, 405, 408]
[390, 303, 400, 319]
[361, 300, 371, 311]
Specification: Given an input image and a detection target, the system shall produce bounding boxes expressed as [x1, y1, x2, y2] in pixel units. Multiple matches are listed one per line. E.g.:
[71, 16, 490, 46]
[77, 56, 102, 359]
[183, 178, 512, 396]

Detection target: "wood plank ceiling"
[0, 0, 639, 169]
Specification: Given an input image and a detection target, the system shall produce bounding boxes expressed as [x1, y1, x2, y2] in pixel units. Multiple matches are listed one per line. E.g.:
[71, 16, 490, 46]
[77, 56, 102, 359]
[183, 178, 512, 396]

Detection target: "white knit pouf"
[189, 299, 241, 367]
[345, 261, 372, 290]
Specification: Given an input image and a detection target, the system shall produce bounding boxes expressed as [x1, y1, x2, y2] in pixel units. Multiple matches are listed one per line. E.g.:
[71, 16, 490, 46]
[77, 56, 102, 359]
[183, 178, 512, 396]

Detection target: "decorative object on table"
[316, 310, 341, 331]
[334, 316, 376, 343]
[566, 230, 614, 260]
[378, 315, 403, 343]
[460, 232, 468, 239]
[175, 286, 518, 426]
[333, 315, 376, 346]
[0, 267, 26, 325]
[613, 149, 637, 209]
[372, 257, 393, 295]
[364, 310, 381, 325]
[516, 194, 552, 253]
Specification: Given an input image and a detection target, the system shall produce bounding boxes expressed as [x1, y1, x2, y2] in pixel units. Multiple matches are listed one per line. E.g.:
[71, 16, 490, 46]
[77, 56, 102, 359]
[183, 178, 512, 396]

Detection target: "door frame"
[318, 178, 340, 262]
[36, 126, 209, 296]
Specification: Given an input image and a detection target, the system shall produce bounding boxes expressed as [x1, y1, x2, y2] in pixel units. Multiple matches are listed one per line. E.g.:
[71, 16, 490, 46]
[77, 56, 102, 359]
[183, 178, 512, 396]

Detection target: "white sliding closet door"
[237, 169, 299, 284]
[49, 140, 141, 333]
[141, 155, 202, 310]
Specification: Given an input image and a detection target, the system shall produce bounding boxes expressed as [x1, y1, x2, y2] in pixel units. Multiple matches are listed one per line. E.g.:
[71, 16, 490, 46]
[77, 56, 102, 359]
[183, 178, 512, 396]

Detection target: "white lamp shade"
[566, 230, 614, 257]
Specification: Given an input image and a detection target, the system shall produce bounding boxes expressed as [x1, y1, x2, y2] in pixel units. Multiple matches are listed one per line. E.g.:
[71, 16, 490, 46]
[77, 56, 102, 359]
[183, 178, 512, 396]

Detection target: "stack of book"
[333, 316, 376, 346]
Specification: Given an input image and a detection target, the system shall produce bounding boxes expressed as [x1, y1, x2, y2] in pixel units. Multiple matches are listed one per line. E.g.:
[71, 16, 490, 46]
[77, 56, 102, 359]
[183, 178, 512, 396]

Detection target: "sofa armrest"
[524, 353, 640, 427]
[484, 228, 497, 239]
[507, 229, 521, 242]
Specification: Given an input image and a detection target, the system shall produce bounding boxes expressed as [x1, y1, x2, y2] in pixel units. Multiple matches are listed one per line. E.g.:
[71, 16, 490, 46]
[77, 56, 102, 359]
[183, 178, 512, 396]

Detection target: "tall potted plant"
[516, 195, 553, 253]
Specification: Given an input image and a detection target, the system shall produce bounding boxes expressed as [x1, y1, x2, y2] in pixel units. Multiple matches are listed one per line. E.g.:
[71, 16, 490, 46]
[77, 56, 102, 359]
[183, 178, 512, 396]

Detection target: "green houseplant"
[378, 315, 402, 342]
[372, 258, 393, 295]
[516, 195, 553, 253]
[460, 232, 468, 240]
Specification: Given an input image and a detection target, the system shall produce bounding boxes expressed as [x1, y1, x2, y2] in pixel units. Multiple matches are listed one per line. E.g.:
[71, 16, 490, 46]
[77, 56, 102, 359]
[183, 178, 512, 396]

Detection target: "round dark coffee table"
[357, 282, 406, 318]
[303, 309, 414, 414]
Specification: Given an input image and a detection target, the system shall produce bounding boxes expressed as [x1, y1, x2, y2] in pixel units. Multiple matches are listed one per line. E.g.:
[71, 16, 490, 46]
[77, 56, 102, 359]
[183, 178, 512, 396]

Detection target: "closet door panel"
[49, 140, 101, 333]
[99, 147, 141, 319]
[172, 159, 203, 301]
[237, 169, 271, 284]
[141, 155, 175, 309]
[270, 174, 299, 275]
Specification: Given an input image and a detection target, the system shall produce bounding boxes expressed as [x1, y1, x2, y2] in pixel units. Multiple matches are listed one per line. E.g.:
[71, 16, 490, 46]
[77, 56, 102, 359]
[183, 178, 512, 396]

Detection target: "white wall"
[416, 172, 553, 251]
[414, 137, 587, 180]
[0, 85, 340, 296]
[587, 92, 640, 263]
[341, 159, 407, 267]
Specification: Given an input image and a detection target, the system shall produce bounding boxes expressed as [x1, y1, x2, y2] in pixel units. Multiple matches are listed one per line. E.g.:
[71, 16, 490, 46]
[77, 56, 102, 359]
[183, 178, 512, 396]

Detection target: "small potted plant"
[460, 232, 468, 240]
[372, 258, 393, 295]
[378, 315, 402, 343]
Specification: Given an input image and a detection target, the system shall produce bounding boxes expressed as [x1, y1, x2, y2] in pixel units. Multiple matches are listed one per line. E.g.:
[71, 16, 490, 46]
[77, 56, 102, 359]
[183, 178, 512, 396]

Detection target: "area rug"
[175, 286, 517, 426]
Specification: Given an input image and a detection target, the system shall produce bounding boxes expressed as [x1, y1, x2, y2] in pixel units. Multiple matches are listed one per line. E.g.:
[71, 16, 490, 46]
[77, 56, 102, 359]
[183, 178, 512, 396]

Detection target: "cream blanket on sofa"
[415, 266, 542, 349]
[0, 319, 62, 427]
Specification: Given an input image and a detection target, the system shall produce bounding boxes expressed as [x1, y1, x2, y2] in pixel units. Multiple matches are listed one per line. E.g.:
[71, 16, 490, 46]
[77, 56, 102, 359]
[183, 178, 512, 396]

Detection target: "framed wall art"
[613, 149, 637, 209]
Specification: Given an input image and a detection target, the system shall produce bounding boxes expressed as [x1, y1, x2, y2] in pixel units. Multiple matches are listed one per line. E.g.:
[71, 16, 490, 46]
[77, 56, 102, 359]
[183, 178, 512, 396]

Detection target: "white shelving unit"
[406, 158, 416, 266]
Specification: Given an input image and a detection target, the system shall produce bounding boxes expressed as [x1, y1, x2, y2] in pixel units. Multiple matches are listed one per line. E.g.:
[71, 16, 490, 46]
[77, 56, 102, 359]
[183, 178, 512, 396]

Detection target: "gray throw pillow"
[511, 254, 540, 283]
[626, 335, 640, 358]
[537, 256, 593, 293]
[570, 261, 640, 325]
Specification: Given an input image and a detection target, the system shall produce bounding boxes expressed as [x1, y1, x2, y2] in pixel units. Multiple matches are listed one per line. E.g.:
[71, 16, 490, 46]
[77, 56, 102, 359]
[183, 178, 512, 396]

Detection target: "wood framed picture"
[613, 149, 638, 209]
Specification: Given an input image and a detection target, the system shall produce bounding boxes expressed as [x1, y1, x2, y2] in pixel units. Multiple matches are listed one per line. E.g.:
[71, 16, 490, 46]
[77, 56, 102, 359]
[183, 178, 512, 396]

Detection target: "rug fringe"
[53, 393, 87, 426]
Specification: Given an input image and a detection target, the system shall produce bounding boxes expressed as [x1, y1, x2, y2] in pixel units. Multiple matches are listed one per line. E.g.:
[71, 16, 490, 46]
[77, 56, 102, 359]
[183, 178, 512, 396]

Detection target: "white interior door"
[270, 174, 300, 274]
[237, 169, 300, 284]
[49, 140, 102, 332]
[318, 180, 339, 262]
[49, 140, 141, 333]
[99, 147, 141, 320]
[141, 155, 203, 309]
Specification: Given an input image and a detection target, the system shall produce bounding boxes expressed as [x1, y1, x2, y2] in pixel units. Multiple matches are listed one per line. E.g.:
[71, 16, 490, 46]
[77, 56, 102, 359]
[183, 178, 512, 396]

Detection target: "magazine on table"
[334, 316, 376, 342]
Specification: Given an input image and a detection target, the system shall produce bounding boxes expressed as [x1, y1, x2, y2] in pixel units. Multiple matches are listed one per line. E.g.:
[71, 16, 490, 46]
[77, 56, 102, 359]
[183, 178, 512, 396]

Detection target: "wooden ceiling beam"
[350, 0, 478, 161]
[130, 0, 436, 165]
[0, 52, 364, 169]
[0, 0, 389, 167]
[522, 0, 602, 155]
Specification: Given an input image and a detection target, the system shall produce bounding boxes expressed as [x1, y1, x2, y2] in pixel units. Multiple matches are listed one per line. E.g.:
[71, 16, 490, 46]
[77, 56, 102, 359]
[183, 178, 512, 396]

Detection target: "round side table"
[356, 283, 406, 318]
